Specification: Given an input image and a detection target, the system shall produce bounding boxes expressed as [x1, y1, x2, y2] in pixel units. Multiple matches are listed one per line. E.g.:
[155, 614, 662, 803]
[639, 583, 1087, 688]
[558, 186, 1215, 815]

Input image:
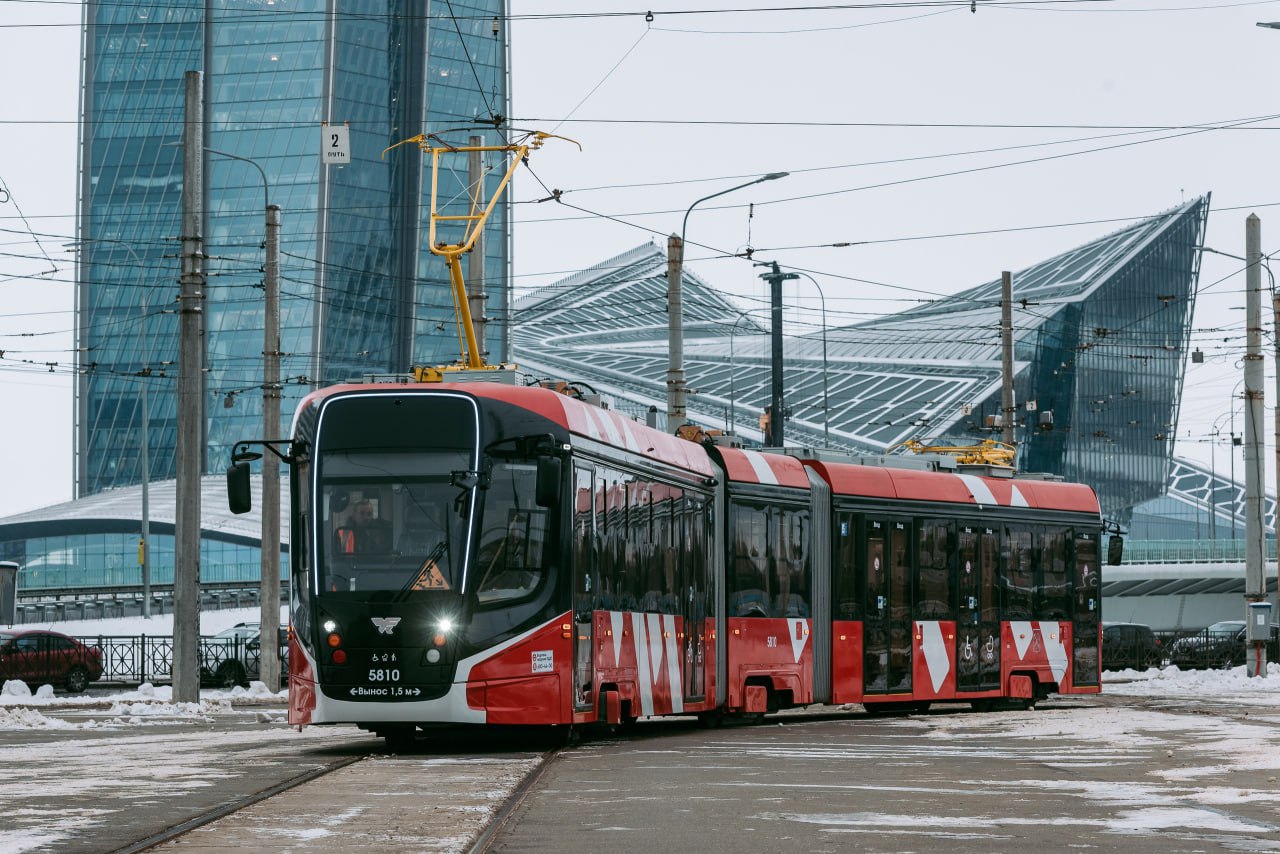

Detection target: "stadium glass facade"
[513, 199, 1211, 523]
[76, 0, 510, 497]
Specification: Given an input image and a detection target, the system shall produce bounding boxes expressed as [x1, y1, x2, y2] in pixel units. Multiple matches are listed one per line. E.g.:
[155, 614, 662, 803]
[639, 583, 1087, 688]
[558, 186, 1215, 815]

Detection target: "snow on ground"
[1, 607, 290, 727]
[3, 607, 1278, 730]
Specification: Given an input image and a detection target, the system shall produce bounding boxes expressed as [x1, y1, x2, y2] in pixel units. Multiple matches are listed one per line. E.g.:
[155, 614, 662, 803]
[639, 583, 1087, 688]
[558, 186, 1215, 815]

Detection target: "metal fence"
[2, 635, 287, 690]
[1103, 627, 1279, 671]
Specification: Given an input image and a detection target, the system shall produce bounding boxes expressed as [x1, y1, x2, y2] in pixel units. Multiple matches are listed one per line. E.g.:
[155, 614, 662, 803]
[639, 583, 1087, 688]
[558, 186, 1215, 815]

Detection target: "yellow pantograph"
[383, 130, 580, 370]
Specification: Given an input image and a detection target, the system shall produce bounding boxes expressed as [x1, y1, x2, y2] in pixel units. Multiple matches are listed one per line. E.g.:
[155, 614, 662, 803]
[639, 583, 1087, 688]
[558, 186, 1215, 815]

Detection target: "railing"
[1103, 628, 1278, 671]
[2, 635, 288, 690]
[1121, 539, 1279, 565]
[16, 562, 285, 594]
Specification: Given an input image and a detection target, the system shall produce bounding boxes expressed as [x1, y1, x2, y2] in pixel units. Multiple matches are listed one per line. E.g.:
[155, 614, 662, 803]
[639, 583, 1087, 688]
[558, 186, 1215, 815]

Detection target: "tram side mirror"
[227, 462, 253, 515]
[1106, 534, 1124, 566]
[535, 457, 561, 508]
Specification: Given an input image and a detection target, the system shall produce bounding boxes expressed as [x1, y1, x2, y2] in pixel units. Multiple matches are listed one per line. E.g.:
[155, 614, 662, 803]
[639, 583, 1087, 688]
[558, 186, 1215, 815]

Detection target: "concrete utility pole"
[1272, 252, 1280, 614]
[758, 261, 798, 448]
[1244, 213, 1269, 676]
[173, 70, 204, 703]
[467, 136, 488, 358]
[259, 203, 282, 691]
[666, 233, 687, 434]
[139, 299, 151, 618]
[1001, 271, 1016, 447]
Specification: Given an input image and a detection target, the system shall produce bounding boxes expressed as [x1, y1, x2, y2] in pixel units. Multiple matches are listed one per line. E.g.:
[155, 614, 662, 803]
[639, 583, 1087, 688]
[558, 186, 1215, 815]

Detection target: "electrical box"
[0, 561, 16, 626]
[1246, 601, 1273, 642]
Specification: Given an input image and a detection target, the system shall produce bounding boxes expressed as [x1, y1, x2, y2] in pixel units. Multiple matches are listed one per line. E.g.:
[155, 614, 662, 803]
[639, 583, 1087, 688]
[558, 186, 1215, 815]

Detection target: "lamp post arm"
[680, 172, 788, 247]
[204, 146, 269, 211]
[794, 271, 831, 448]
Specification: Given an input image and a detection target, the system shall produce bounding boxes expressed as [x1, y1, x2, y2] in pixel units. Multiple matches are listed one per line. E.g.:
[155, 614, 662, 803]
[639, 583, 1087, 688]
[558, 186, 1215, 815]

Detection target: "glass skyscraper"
[76, 1, 510, 496]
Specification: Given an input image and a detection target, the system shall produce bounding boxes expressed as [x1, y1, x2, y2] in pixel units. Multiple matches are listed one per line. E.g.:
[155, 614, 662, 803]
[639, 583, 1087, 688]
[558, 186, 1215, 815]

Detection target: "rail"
[1120, 538, 1279, 564]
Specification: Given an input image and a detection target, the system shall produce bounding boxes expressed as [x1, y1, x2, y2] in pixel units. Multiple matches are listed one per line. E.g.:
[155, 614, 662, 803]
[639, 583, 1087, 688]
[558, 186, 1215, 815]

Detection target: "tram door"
[682, 496, 709, 702]
[1072, 532, 1100, 686]
[864, 519, 912, 694]
[571, 466, 595, 711]
[956, 526, 1000, 691]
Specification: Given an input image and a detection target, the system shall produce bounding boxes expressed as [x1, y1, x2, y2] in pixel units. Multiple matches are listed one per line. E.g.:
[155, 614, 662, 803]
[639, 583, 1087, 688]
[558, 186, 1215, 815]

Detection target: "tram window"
[571, 467, 594, 612]
[979, 529, 999, 623]
[641, 484, 681, 614]
[889, 522, 911, 622]
[1002, 527, 1033, 619]
[729, 503, 771, 617]
[728, 501, 810, 619]
[1036, 527, 1070, 619]
[834, 513, 860, 619]
[475, 462, 550, 605]
[775, 508, 810, 618]
[914, 519, 953, 620]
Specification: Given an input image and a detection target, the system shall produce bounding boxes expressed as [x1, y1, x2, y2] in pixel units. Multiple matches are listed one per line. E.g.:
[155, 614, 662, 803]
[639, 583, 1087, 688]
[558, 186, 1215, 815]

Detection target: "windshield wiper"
[395, 540, 448, 602]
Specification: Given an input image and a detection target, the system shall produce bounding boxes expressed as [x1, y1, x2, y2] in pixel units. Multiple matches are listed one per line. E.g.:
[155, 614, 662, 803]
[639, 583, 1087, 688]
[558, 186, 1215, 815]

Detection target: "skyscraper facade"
[76, 1, 510, 496]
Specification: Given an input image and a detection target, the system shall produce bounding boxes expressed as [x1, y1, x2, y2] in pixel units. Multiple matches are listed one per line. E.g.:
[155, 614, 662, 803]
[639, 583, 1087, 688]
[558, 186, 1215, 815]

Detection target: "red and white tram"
[233, 381, 1102, 746]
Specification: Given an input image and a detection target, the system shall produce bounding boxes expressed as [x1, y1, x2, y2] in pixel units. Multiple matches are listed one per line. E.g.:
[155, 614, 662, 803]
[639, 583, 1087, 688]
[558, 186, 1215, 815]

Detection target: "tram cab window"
[475, 461, 550, 605]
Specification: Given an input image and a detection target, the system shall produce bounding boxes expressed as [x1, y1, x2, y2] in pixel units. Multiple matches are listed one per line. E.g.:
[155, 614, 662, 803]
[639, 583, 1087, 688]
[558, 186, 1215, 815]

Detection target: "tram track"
[100, 734, 560, 854]
[105, 753, 370, 854]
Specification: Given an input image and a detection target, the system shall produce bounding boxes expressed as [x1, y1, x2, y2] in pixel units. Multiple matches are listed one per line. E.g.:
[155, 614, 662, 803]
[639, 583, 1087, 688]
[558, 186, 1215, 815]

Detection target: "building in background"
[75, 0, 510, 496]
[513, 197, 1211, 525]
[6, 194, 1276, 628]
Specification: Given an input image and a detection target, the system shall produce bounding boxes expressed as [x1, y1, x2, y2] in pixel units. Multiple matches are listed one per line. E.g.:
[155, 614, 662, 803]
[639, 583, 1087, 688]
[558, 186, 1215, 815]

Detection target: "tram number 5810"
[369, 669, 401, 683]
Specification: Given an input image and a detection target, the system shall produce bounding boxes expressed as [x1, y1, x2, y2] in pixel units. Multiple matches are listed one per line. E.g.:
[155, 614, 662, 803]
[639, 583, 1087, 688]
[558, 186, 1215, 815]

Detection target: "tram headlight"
[433, 617, 453, 648]
[323, 619, 337, 633]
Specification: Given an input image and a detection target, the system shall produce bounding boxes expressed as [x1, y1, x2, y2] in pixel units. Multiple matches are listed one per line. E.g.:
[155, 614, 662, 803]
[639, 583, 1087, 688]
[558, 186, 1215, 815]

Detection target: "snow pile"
[0, 705, 79, 730]
[1103, 662, 1280, 700]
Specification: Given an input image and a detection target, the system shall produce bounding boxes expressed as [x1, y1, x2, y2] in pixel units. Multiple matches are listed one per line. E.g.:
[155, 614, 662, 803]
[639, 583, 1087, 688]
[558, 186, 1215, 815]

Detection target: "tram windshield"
[318, 449, 553, 603]
[319, 450, 471, 597]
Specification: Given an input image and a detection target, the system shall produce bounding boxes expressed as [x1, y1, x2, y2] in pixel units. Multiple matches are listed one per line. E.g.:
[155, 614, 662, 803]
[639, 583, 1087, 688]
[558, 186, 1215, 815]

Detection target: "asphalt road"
[3, 693, 1279, 853]
[489, 695, 1280, 853]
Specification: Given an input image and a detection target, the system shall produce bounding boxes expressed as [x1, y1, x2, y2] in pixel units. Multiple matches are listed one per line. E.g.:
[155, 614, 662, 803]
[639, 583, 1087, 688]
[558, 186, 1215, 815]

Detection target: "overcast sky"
[2, 0, 1279, 518]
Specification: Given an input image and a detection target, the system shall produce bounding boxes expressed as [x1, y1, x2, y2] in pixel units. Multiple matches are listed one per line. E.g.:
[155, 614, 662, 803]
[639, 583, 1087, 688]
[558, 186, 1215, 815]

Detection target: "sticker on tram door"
[532, 650, 554, 673]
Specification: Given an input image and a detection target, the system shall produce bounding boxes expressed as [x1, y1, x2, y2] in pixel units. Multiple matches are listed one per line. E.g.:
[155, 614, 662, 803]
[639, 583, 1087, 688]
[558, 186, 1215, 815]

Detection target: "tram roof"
[303, 382, 718, 478]
[804, 459, 1100, 515]
[717, 449, 812, 489]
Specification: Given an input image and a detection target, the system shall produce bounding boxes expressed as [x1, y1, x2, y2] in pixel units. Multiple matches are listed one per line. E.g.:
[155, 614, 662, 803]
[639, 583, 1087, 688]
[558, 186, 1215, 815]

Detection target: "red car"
[0, 630, 104, 693]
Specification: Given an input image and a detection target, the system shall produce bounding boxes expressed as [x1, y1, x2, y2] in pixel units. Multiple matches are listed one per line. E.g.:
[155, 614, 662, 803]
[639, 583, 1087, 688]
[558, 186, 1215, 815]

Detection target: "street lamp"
[792, 271, 831, 448]
[201, 145, 281, 690]
[667, 172, 788, 433]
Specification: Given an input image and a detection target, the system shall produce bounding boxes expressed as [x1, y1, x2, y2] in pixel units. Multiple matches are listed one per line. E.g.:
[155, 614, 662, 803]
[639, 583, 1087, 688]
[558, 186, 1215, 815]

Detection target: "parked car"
[0, 629, 104, 692]
[1101, 622, 1163, 670]
[1167, 620, 1280, 669]
[200, 622, 288, 689]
